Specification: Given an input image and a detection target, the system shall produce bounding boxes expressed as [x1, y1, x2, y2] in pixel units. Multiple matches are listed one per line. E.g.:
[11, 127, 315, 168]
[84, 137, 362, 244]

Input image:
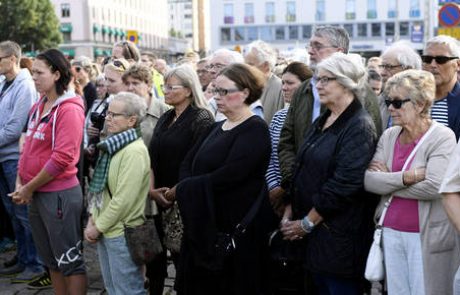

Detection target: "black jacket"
[291, 98, 379, 278]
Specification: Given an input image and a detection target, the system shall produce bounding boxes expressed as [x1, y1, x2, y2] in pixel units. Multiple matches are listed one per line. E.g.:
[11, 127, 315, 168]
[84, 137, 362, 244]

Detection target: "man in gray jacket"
[0, 41, 43, 282]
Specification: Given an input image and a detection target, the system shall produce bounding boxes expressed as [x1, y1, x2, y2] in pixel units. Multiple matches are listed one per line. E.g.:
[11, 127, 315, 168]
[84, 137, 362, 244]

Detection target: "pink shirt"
[383, 135, 420, 232]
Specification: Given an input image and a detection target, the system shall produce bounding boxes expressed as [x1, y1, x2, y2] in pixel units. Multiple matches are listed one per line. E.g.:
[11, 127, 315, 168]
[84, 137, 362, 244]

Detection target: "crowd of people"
[0, 25, 459, 295]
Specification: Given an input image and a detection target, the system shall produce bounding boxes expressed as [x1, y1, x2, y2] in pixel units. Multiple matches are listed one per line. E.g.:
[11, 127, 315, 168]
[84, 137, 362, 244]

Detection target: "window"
[302, 25, 312, 39]
[275, 26, 285, 40]
[410, 0, 420, 17]
[265, 2, 275, 23]
[385, 22, 395, 36]
[260, 26, 273, 41]
[234, 27, 244, 41]
[61, 3, 70, 17]
[388, 0, 397, 18]
[344, 24, 354, 37]
[367, 0, 377, 19]
[247, 27, 258, 41]
[400, 22, 409, 36]
[345, 0, 355, 20]
[184, 14, 192, 19]
[245, 3, 254, 24]
[224, 4, 234, 24]
[184, 4, 192, 9]
[358, 23, 367, 37]
[286, 1, 296, 22]
[371, 23, 381, 37]
[221, 28, 231, 42]
[289, 26, 299, 40]
[62, 32, 71, 42]
[316, 0, 325, 21]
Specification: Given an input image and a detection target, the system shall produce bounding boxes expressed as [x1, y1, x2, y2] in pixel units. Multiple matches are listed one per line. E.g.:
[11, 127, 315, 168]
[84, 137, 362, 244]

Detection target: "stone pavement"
[0, 242, 176, 295]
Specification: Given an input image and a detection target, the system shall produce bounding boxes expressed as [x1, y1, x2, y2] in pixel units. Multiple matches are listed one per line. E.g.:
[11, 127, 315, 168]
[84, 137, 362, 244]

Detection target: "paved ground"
[0, 243, 176, 295]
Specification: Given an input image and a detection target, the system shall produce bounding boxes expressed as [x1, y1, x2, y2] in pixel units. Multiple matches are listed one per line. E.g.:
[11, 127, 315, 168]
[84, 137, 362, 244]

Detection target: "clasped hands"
[149, 186, 177, 208]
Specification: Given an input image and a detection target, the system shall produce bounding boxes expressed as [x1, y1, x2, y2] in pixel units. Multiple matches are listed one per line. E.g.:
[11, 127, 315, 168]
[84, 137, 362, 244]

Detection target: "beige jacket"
[364, 121, 460, 295]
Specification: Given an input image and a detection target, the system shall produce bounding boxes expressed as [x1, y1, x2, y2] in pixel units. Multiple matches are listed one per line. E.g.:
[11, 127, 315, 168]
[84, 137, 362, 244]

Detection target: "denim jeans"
[0, 160, 42, 272]
[454, 265, 460, 295]
[97, 235, 146, 295]
[383, 227, 425, 295]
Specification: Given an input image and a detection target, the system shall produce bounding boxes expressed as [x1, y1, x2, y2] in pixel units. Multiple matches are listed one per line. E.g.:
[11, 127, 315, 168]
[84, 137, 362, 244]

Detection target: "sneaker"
[0, 263, 24, 277]
[11, 269, 43, 284]
[27, 272, 52, 290]
[3, 255, 18, 268]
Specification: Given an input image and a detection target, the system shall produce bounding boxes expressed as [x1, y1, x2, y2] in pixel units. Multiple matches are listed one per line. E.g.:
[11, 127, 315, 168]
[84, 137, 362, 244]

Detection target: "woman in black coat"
[165, 63, 276, 295]
[280, 53, 378, 295]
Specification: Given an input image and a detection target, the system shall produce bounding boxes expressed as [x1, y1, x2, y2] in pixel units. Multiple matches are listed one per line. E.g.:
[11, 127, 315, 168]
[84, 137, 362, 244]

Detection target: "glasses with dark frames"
[212, 87, 241, 96]
[384, 98, 412, 109]
[421, 55, 459, 65]
[378, 64, 403, 70]
[314, 76, 337, 86]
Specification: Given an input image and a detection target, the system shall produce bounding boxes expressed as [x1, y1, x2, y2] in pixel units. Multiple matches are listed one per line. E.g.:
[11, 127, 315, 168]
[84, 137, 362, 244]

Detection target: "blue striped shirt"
[431, 98, 449, 127]
[266, 108, 288, 191]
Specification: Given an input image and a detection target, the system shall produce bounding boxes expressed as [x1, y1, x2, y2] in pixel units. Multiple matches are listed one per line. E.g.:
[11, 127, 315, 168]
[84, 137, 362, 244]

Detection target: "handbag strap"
[377, 123, 436, 226]
[233, 186, 265, 237]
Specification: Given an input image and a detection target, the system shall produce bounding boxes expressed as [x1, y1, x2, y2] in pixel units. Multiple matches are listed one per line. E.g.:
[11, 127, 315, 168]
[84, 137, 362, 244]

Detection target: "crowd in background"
[0, 26, 460, 295]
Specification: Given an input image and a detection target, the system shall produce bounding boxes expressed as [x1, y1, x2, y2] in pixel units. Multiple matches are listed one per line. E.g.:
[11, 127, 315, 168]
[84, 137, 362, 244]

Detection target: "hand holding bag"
[364, 124, 435, 282]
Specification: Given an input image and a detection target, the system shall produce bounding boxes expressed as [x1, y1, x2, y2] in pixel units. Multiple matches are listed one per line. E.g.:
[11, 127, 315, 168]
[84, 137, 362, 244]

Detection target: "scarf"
[88, 127, 142, 209]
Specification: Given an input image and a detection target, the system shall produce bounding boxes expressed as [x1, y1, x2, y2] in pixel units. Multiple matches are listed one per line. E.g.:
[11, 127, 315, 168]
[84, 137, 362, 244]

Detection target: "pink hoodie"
[19, 91, 85, 192]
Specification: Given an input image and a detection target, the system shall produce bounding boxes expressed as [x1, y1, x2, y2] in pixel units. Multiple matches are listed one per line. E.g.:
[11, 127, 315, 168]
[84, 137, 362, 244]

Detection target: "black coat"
[291, 98, 379, 278]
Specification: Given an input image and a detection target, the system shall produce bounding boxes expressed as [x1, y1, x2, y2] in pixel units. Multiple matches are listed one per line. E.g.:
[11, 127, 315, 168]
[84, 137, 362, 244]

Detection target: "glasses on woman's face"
[314, 76, 337, 86]
[384, 98, 412, 109]
[162, 85, 184, 92]
[212, 87, 240, 97]
[111, 60, 127, 71]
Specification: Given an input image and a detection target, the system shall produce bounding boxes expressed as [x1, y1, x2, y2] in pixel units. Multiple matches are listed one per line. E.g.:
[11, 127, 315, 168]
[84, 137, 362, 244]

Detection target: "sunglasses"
[421, 55, 459, 65]
[384, 98, 411, 109]
[111, 60, 127, 71]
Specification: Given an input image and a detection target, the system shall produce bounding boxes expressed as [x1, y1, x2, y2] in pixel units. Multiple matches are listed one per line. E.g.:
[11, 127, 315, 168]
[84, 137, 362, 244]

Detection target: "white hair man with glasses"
[378, 41, 422, 128]
[278, 26, 382, 205]
[422, 35, 460, 139]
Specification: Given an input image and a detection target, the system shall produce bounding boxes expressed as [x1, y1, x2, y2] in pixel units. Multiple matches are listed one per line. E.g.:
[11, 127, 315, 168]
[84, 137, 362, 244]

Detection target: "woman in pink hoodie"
[11, 49, 87, 295]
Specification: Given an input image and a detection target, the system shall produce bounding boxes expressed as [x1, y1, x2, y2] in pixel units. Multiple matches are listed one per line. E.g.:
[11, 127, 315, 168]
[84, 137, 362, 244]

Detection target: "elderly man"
[196, 58, 213, 92]
[0, 41, 44, 283]
[244, 40, 283, 123]
[423, 35, 460, 139]
[278, 26, 382, 198]
[378, 41, 422, 128]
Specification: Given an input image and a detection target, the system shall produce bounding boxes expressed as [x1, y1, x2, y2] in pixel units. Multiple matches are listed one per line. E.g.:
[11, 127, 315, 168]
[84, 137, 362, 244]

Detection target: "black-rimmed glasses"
[212, 87, 240, 96]
[314, 76, 337, 86]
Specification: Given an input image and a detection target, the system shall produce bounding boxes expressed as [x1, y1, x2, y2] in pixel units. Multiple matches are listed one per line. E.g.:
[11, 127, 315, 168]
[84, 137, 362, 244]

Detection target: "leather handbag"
[124, 218, 163, 266]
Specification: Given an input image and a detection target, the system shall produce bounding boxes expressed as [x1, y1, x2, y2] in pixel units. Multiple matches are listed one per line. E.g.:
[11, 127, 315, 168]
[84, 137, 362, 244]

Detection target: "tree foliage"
[0, 0, 62, 52]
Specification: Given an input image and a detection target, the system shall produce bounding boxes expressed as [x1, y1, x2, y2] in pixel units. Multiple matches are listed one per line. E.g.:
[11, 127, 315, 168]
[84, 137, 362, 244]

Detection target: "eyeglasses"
[162, 85, 184, 92]
[384, 98, 412, 109]
[206, 63, 226, 71]
[212, 87, 240, 96]
[306, 43, 339, 51]
[314, 76, 337, 86]
[106, 111, 128, 119]
[0, 55, 11, 62]
[378, 64, 403, 71]
[421, 55, 459, 65]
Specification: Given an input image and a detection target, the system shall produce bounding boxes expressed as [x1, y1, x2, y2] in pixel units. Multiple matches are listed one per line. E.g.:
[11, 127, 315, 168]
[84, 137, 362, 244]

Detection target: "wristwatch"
[300, 216, 315, 233]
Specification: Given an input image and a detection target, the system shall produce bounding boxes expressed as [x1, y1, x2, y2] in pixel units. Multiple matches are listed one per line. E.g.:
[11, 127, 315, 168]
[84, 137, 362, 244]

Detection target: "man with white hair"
[423, 35, 460, 139]
[378, 41, 422, 128]
[244, 40, 283, 122]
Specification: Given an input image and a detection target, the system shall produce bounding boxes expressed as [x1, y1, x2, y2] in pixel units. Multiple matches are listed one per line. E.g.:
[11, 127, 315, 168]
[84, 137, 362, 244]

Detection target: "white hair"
[382, 40, 422, 70]
[211, 48, 244, 64]
[425, 35, 460, 57]
[245, 40, 278, 70]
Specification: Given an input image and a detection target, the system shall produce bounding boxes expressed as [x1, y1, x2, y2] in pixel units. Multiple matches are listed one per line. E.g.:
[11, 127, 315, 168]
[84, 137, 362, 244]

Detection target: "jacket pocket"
[428, 219, 455, 253]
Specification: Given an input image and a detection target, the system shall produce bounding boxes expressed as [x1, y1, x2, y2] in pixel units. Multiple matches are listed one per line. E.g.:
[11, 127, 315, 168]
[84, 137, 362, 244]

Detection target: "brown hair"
[219, 63, 265, 105]
[122, 64, 152, 87]
[282, 62, 313, 82]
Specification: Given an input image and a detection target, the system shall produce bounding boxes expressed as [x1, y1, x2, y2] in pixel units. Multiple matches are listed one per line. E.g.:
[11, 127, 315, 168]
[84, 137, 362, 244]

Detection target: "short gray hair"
[316, 52, 367, 97]
[314, 26, 350, 53]
[112, 92, 147, 127]
[384, 69, 435, 118]
[245, 40, 278, 70]
[382, 41, 422, 70]
[0, 41, 21, 65]
[425, 35, 460, 57]
[211, 48, 244, 64]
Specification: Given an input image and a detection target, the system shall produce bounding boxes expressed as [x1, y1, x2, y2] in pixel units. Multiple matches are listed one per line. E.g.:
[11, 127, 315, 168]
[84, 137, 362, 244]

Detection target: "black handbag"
[124, 218, 163, 266]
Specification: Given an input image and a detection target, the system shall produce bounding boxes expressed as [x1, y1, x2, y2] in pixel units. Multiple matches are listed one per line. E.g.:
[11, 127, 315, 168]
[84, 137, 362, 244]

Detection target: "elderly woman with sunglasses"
[364, 69, 459, 295]
[280, 53, 378, 294]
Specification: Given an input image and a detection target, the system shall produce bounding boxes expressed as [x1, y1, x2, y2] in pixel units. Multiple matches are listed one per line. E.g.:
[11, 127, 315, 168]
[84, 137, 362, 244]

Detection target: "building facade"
[210, 0, 439, 58]
[52, 0, 186, 59]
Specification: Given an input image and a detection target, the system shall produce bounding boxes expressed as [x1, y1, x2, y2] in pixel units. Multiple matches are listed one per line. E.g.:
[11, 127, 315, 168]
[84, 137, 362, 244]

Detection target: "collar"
[316, 98, 363, 133]
[146, 97, 163, 119]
